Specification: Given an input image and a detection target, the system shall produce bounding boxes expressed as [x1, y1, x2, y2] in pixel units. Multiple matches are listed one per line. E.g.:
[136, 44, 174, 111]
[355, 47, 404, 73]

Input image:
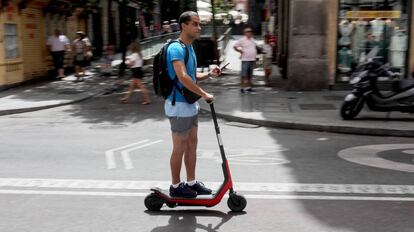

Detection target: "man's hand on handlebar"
[203, 92, 214, 103]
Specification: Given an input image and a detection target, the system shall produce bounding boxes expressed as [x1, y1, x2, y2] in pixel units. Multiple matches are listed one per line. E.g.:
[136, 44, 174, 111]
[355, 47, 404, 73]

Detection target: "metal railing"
[200, 25, 231, 37]
[140, 32, 180, 58]
[217, 27, 232, 62]
[138, 26, 231, 60]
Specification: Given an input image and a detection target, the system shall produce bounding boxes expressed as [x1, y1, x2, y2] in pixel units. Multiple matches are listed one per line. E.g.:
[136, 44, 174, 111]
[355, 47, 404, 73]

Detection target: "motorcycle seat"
[391, 79, 414, 93]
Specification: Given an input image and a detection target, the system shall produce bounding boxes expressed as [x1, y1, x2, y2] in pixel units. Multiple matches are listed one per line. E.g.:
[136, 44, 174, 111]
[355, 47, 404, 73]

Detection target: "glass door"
[336, 0, 411, 82]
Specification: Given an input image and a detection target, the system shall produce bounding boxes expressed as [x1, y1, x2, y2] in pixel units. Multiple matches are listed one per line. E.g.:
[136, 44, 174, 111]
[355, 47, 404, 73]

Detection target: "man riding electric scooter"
[163, 11, 221, 198]
[145, 11, 246, 212]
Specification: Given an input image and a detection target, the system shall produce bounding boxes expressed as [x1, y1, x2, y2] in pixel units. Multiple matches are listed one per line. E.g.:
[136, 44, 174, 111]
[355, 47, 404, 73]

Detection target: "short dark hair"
[178, 11, 198, 31]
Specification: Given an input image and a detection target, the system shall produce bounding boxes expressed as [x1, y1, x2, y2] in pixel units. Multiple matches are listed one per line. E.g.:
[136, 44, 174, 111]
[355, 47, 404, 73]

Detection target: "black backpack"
[153, 39, 189, 105]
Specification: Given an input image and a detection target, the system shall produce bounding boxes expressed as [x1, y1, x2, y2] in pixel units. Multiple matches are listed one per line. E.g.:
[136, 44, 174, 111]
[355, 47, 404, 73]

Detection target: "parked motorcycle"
[341, 60, 414, 120]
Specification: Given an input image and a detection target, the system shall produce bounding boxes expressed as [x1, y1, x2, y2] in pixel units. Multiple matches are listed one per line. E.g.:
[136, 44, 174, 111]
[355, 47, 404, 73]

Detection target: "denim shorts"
[241, 61, 255, 78]
[168, 115, 198, 134]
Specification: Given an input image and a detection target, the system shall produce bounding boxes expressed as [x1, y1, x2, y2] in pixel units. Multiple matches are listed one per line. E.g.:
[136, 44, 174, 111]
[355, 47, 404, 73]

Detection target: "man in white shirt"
[233, 27, 257, 93]
[47, 29, 70, 79]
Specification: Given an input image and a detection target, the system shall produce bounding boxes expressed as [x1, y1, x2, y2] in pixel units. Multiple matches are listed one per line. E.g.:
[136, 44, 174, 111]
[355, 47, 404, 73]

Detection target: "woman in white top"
[262, 35, 273, 86]
[120, 42, 151, 105]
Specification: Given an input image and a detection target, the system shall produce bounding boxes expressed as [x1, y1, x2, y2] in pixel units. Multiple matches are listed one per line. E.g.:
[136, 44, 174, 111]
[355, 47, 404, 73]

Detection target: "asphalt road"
[1, 91, 413, 232]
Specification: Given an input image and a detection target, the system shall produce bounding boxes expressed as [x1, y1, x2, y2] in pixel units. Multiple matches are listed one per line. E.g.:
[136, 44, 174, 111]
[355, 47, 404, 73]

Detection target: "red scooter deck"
[151, 187, 217, 200]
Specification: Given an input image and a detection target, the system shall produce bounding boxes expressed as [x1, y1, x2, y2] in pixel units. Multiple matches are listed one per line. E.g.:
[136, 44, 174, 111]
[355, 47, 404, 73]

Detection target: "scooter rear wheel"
[144, 193, 165, 211]
[166, 202, 177, 208]
[227, 193, 247, 212]
[340, 98, 364, 120]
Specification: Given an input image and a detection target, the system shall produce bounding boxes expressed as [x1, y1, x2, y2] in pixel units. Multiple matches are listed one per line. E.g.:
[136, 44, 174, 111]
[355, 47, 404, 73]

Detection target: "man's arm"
[196, 72, 209, 81]
[64, 36, 71, 51]
[233, 40, 243, 54]
[173, 60, 213, 100]
[196, 66, 222, 81]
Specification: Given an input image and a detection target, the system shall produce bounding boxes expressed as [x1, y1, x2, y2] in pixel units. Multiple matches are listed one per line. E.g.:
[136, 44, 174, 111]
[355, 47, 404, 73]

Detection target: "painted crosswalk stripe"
[0, 189, 413, 201]
[1, 178, 414, 195]
[105, 140, 150, 169]
[121, 140, 163, 170]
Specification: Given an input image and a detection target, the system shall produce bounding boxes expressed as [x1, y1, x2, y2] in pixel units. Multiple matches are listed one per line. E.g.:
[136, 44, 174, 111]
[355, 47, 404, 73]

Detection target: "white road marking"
[338, 144, 414, 172]
[317, 138, 329, 141]
[1, 178, 414, 195]
[105, 140, 149, 169]
[198, 148, 289, 165]
[121, 140, 163, 170]
[402, 150, 414, 155]
[243, 195, 414, 201]
[0, 189, 413, 201]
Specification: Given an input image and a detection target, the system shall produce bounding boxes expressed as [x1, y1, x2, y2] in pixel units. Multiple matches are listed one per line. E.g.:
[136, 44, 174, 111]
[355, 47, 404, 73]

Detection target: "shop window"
[337, 0, 410, 82]
[4, 23, 19, 59]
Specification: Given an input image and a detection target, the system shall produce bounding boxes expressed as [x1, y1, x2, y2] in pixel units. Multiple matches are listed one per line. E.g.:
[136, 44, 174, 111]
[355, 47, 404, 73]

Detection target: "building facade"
[276, 0, 414, 90]
[0, 1, 24, 88]
[0, 0, 196, 89]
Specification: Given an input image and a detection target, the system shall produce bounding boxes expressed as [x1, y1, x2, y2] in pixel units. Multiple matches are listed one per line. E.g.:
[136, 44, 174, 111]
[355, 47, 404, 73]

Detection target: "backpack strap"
[169, 39, 190, 105]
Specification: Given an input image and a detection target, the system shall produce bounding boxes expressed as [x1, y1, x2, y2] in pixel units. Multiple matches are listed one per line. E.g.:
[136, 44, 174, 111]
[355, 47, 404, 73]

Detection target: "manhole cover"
[89, 124, 128, 130]
[58, 90, 85, 95]
[299, 104, 336, 110]
[323, 95, 344, 101]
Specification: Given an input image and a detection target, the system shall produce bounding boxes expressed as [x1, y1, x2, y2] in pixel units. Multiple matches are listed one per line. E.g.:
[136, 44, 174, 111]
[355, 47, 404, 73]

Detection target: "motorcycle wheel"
[340, 98, 364, 120]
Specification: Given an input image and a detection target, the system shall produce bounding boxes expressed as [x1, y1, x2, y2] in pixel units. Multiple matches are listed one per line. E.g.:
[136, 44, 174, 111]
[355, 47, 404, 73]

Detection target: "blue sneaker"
[186, 181, 212, 195]
[169, 183, 197, 198]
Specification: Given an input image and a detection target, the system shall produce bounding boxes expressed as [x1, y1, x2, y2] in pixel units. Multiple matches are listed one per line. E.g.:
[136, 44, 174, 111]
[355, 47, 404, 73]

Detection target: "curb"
[200, 108, 414, 137]
[0, 74, 128, 116]
[0, 93, 99, 116]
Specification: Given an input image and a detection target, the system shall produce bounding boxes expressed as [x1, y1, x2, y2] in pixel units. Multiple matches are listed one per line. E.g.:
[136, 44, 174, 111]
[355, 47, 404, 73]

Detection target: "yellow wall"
[0, 1, 87, 88]
[0, 3, 24, 87]
[21, 7, 48, 80]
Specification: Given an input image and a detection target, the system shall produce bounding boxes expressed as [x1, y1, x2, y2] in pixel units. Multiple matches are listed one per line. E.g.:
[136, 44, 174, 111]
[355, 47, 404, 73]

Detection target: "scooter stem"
[209, 103, 234, 194]
[209, 103, 227, 162]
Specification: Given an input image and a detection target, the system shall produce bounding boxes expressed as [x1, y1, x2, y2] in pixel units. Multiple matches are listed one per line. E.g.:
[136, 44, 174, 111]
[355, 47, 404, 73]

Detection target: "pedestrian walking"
[120, 41, 151, 105]
[72, 31, 91, 82]
[100, 44, 114, 76]
[170, 19, 180, 32]
[162, 21, 172, 34]
[165, 11, 221, 198]
[47, 29, 70, 80]
[262, 34, 273, 86]
[233, 27, 257, 93]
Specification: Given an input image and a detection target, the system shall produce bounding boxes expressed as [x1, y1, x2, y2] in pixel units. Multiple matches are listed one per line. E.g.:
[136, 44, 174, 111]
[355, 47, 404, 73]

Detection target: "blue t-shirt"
[164, 42, 199, 117]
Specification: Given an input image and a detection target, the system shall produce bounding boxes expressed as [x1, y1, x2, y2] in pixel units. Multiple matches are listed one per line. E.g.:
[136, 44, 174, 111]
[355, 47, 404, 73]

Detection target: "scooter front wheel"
[340, 98, 364, 120]
[144, 193, 165, 211]
[227, 193, 247, 212]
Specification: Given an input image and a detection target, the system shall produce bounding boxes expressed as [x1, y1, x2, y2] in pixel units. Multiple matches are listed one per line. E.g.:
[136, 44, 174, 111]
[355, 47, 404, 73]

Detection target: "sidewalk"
[198, 72, 414, 137]
[1, 59, 413, 137]
[0, 71, 123, 116]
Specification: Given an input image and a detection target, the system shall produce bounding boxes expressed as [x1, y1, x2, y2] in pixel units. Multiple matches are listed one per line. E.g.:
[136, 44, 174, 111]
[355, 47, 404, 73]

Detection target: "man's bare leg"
[170, 132, 188, 185]
[184, 125, 198, 182]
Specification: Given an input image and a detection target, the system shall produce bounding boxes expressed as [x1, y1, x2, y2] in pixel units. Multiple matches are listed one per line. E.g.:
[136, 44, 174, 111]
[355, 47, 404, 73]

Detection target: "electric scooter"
[144, 102, 247, 212]
[341, 60, 414, 120]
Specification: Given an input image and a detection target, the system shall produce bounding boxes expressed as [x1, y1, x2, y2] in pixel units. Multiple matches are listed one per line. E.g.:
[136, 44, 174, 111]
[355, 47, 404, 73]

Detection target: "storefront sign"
[346, 11, 401, 19]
